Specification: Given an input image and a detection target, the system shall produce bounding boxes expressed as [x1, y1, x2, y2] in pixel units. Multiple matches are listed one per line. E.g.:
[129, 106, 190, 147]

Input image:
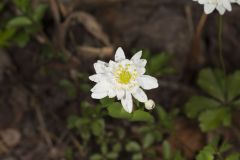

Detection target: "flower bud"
[144, 99, 155, 110]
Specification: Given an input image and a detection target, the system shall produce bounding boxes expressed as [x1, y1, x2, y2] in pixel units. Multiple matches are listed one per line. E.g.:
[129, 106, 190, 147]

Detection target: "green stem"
[218, 15, 225, 75]
[218, 15, 227, 100]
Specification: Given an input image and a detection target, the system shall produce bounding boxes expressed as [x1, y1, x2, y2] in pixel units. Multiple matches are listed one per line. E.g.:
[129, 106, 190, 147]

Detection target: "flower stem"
[218, 15, 227, 100]
[218, 15, 225, 75]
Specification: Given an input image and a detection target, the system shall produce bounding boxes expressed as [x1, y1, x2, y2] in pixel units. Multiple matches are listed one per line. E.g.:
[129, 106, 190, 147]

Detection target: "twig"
[31, 97, 53, 147]
[185, 5, 194, 38]
[185, 13, 208, 71]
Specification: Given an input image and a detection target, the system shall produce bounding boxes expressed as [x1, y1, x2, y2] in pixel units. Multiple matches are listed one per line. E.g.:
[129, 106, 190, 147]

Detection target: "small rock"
[0, 128, 21, 148]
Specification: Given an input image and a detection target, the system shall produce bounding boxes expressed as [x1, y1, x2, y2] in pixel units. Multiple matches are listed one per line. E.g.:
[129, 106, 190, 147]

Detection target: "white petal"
[198, 0, 207, 4]
[94, 60, 107, 74]
[138, 59, 147, 67]
[217, 5, 226, 14]
[109, 60, 117, 68]
[108, 89, 116, 98]
[131, 50, 142, 62]
[136, 67, 146, 75]
[91, 92, 107, 99]
[91, 81, 110, 93]
[204, 4, 216, 14]
[132, 88, 148, 103]
[222, 0, 232, 11]
[115, 47, 126, 62]
[121, 91, 133, 113]
[116, 89, 125, 100]
[89, 74, 104, 83]
[138, 75, 158, 90]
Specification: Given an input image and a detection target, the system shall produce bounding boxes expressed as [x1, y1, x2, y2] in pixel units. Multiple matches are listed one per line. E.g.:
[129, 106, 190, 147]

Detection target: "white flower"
[89, 47, 159, 113]
[193, 0, 240, 15]
[144, 99, 155, 110]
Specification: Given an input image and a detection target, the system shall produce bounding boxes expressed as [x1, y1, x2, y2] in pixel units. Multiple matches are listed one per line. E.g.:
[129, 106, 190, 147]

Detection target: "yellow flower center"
[114, 64, 137, 85]
[118, 69, 132, 84]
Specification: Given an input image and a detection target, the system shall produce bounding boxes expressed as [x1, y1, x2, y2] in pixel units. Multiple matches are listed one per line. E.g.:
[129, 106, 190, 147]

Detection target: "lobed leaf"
[185, 96, 220, 119]
[197, 68, 225, 101]
[199, 107, 231, 132]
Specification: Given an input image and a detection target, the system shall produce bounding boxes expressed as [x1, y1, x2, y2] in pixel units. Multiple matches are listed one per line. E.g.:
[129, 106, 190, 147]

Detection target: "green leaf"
[13, 0, 30, 12]
[126, 141, 141, 152]
[157, 106, 168, 121]
[106, 152, 118, 159]
[196, 145, 215, 160]
[0, 3, 5, 11]
[227, 71, 240, 101]
[33, 4, 48, 22]
[162, 140, 171, 160]
[142, 133, 155, 149]
[232, 99, 240, 109]
[90, 154, 103, 160]
[107, 102, 132, 119]
[13, 31, 30, 47]
[141, 49, 150, 60]
[67, 116, 90, 129]
[67, 115, 80, 129]
[185, 96, 220, 119]
[156, 106, 175, 129]
[101, 143, 108, 154]
[7, 16, 32, 28]
[91, 119, 105, 136]
[173, 151, 185, 160]
[148, 53, 172, 76]
[226, 153, 240, 160]
[113, 143, 122, 153]
[0, 28, 16, 47]
[197, 68, 225, 101]
[131, 110, 154, 123]
[219, 142, 231, 153]
[199, 107, 231, 132]
[100, 98, 114, 107]
[132, 153, 143, 160]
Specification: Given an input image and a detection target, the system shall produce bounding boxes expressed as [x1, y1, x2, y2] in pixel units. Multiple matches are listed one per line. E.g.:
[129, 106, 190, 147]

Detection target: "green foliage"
[185, 68, 240, 132]
[199, 107, 231, 132]
[7, 16, 32, 28]
[67, 101, 126, 159]
[156, 105, 178, 130]
[0, 3, 5, 12]
[0, 1, 48, 48]
[101, 98, 155, 123]
[142, 133, 155, 149]
[67, 102, 105, 143]
[197, 68, 225, 101]
[32, 4, 48, 22]
[161, 140, 185, 160]
[59, 79, 77, 99]
[131, 110, 154, 123]
[13, 0, 30, 12]
[107, 102, 132, 119]
[126, 141, 141, 152]
[142, 50, 175, 77]
[65, 148, 74, 160]
[226, 153, 240, 160]
[0, 28, 17, 46]
[196, 145, 215, 160]
[196, 138, 238, 160]
[163, 140, 171, 160]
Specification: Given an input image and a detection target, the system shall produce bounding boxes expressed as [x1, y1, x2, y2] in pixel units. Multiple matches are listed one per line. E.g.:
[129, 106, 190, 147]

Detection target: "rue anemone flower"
[89, 47, 158, 113]
[193, 0, 240, 15]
